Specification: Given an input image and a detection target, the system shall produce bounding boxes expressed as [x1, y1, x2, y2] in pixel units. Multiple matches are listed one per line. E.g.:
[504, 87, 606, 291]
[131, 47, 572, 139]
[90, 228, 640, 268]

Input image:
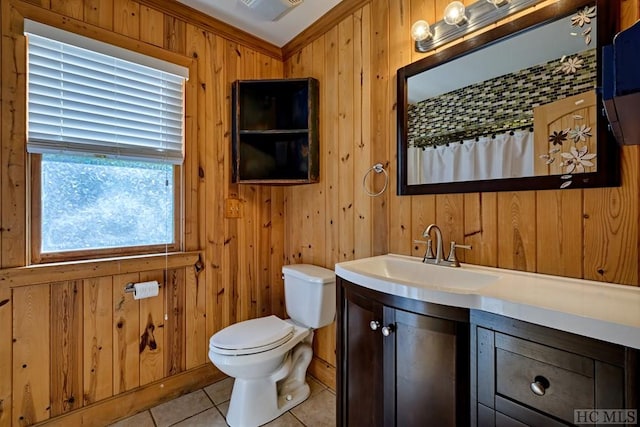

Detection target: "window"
[25, 21, 188, 261]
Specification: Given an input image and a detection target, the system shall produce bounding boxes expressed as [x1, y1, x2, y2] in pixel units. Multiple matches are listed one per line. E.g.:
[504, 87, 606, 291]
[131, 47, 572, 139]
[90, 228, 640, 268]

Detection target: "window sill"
[0, 251, 201, 290]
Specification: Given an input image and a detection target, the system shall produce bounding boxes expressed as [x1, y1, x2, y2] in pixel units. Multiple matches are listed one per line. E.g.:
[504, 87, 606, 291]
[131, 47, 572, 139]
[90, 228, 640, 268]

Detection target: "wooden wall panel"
[436, 194, 465, 260]
[0, 287, 11, 427]
[464, 193, 498, 267]
[353, 6, 372, 260]
[113, 0, 139, 39]
[184, 265, 207, 370]
[12, 285, 50, 425]
[338, 16, 355, 264]
[165, 269, 186, 377]
[113, 273, 140, 394]
[50, 0, 82, 20]
[50, 281, 83, 416]
[164, 15, 186, 54]
[238, 183, 257, 322]
[138, 270, 165, 385]
[497, 192, 537, 272]
[370, 0, 390, 256]
[82, 277, 113, 405]
[583, 152, 639, 284]
[257, 187, 271, 319]
[536, 190, 583, 278]
[84, 0, 113, 30]
[204, 33, 228, 337]
[323, 27, 340, 268]
[140, 6, 164, 47]
[388, 0, 413, 257]
[222, 40, 241, 330]
[270, 187, 286, 319]
[1, 1, 27, 269]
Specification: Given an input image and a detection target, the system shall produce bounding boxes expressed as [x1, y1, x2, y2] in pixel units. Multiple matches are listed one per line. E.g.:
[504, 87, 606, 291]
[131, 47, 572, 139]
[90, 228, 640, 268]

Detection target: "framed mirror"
[397, 0, 620, 195]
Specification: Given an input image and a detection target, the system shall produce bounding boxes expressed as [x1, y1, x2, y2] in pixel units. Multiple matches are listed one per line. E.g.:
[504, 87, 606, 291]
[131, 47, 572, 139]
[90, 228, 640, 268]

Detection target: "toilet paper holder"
[124, 281, 162, 293]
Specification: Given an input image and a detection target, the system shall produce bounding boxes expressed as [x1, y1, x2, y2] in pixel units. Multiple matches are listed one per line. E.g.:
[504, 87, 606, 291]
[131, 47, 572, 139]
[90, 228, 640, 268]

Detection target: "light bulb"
[444, 1, 468, 26]
[411, 20, 433, 42]
[487, 0, 509, 6]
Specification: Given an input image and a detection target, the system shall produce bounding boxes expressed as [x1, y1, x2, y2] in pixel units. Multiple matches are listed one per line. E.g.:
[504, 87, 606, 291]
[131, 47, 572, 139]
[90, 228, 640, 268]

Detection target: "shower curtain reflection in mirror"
[407, 130, 533, 185]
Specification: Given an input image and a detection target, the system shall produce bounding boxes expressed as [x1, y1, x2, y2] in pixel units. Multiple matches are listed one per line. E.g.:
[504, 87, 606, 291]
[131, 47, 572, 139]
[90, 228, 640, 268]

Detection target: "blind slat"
[26, 31, 186, 165]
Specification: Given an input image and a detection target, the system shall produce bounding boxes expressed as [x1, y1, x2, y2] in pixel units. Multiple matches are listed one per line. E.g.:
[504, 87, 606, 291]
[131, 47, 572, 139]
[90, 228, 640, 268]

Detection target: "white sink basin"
[335, 253, 500, 293]
[334, 253, 640, 350]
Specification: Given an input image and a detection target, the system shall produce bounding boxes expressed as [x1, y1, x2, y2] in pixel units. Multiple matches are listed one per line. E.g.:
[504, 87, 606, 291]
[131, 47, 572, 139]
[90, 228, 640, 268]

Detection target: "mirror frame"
[397, 0, 620, 195]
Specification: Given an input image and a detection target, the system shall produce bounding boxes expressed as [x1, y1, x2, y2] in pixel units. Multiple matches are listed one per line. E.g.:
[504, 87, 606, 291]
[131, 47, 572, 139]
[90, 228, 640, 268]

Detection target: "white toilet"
[208, 264, 335, 427]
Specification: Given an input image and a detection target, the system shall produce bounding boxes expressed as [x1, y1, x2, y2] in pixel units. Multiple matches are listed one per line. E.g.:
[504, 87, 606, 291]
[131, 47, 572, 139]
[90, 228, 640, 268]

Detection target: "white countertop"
[335, 254, 640, 350]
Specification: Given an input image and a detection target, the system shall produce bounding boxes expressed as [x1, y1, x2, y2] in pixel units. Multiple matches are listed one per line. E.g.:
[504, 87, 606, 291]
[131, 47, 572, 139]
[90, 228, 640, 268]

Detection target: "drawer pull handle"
[530, 376, 550, 396]
[370, 321, 381, 331]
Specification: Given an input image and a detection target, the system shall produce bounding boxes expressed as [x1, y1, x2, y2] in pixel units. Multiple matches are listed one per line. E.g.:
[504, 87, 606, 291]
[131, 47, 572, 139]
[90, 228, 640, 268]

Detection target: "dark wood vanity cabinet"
[471, 311, 639, 427]
[337, 277, 470, 427]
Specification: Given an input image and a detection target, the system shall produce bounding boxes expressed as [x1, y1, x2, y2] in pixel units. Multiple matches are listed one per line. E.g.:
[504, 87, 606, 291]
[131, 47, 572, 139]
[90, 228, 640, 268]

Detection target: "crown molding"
[139, 0, 283, 59]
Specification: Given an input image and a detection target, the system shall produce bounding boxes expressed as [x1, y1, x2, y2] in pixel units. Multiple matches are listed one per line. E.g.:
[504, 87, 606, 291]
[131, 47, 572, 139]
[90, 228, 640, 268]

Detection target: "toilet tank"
[282, 264, 335, 329]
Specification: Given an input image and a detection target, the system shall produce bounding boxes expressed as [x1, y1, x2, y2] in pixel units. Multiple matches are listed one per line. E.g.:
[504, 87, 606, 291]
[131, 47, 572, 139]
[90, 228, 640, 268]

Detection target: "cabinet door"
[390, 308, 466, 427]
[340, 288, 384, 427]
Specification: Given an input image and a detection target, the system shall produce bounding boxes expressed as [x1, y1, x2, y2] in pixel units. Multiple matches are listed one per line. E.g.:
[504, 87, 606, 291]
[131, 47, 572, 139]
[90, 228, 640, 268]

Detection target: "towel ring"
[363, 163, 389, 197]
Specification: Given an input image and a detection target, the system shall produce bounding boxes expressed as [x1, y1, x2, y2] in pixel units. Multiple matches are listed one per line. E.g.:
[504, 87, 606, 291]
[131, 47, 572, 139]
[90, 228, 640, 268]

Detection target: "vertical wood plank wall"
[0, 0, 285, 425]
[284, 0, 640, 371]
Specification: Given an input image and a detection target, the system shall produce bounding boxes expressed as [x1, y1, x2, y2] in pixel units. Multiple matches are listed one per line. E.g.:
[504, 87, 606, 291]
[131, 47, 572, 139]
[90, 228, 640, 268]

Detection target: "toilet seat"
[210, 315, 294, 356]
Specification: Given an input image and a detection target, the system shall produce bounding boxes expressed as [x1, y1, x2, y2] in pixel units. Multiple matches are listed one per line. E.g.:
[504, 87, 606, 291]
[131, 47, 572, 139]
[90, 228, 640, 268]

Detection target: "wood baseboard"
[36, 365, 224, 427]
[308, 356, 336, 391]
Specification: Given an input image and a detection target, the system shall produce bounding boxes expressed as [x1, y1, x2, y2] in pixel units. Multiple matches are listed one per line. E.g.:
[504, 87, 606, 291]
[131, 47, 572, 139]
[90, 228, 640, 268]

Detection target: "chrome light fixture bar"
[413, 0, 543, 53]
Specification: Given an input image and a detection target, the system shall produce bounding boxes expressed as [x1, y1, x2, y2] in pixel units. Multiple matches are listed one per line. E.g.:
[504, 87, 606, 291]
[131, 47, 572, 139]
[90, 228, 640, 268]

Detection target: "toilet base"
[225, 340, 313, 427]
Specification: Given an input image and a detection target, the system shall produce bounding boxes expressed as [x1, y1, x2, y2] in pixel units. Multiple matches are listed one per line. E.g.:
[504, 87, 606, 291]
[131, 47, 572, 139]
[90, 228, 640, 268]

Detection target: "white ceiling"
[176, 0, 344, 47]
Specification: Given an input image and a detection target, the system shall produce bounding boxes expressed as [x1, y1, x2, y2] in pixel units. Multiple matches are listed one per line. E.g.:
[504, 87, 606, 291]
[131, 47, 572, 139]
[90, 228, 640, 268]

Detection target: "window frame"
[24, 18, 193, 264]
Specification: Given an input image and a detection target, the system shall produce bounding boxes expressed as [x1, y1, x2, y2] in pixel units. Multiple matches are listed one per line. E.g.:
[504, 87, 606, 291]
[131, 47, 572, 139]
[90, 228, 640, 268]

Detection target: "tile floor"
[108, 376, 336, 427]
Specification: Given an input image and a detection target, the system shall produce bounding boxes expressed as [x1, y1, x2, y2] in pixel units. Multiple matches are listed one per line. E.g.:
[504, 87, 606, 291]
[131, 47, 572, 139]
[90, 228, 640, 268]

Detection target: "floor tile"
[171, 407, 228, 427]
[216, 401, 230, 418]
[108, 410, 156, 427]
[150, 390, 214, 427]
[290, 389, 336, 427]
[306, 375, 326, 398]
[264, 412, 305, 427]
[204, 377, 234, 405]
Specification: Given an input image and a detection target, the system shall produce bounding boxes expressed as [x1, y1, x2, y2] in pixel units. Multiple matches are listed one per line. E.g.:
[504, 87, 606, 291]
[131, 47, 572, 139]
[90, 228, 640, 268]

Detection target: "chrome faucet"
[423, 224, 444, 264]
[417, 223, 472, 267]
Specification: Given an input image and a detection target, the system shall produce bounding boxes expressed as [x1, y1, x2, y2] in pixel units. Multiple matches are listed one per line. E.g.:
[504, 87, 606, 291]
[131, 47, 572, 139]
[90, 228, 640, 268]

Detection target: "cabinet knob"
[530, 376, 550, 396]
[381, 325, 395, 337]
[370, 320, 381, 331]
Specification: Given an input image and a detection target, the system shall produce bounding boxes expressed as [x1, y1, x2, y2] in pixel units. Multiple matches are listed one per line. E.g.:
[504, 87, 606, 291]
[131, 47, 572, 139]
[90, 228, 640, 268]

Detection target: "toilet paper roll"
[133, 280, 160, 300]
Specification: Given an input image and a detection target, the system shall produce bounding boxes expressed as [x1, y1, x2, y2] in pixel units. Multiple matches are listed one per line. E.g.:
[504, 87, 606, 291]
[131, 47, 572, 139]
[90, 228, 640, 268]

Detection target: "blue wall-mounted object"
[602, 20, 640, 145]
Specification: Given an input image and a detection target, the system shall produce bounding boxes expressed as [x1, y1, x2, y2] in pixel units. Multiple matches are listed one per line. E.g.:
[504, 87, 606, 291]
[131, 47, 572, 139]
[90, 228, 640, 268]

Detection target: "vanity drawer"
[495, 332, 594, 424]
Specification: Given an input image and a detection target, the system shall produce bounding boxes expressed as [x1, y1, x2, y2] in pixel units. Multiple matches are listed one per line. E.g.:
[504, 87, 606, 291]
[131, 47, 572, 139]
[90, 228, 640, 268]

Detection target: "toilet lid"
[210, 315, 294, 356]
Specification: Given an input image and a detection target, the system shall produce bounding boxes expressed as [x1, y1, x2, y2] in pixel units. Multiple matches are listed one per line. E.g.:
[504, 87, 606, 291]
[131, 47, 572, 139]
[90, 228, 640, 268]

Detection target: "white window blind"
[25, 21, 188, 164]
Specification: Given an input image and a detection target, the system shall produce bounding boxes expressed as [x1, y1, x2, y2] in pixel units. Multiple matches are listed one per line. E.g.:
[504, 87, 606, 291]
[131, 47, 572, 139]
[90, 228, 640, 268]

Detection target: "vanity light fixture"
[411, 20, 434, 52]
[487, 0, 510, 6]
[411, 0, 540, 53]
[444, 1, 468, 26]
